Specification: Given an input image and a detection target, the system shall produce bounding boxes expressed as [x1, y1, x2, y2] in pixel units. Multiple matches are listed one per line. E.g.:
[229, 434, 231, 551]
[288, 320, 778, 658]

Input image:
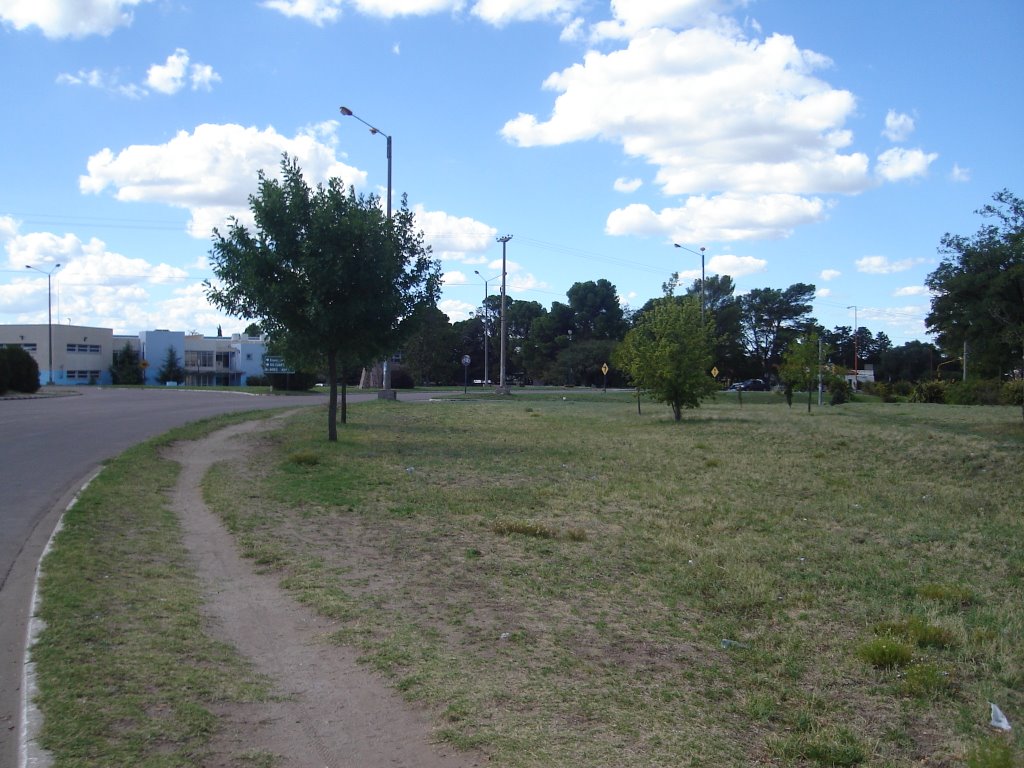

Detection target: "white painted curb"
[20, 471, 101, 768]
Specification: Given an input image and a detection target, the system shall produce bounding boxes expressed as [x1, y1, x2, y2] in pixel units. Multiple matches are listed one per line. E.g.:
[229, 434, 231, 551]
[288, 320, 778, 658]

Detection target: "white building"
[1, 324, 269, 387]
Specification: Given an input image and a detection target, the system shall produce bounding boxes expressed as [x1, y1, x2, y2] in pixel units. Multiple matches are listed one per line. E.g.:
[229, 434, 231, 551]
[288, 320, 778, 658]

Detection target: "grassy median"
[34, 392, 1024, 766]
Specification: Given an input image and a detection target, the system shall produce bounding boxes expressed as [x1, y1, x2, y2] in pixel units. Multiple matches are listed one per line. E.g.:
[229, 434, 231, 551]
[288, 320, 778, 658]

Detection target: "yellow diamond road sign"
[601, 363, 609, 375]
[711, 366, 719, 377]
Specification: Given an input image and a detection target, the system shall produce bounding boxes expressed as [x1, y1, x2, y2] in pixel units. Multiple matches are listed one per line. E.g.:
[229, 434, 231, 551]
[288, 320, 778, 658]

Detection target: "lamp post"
[674, 244, 706, 323]
[847, 305, 858, 389]
[26, 263, 61, 385]
[496, 235, 513, 393]
[474, 270, 500, 386]
[340, 105, 394, 396]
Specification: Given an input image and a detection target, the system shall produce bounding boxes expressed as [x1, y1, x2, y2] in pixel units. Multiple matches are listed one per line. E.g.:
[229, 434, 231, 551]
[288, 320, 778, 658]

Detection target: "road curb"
[19, 470, 101, 768]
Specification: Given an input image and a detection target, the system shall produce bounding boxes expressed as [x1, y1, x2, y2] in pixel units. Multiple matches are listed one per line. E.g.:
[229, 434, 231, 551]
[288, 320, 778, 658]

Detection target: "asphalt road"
[0, 385, 420, 766]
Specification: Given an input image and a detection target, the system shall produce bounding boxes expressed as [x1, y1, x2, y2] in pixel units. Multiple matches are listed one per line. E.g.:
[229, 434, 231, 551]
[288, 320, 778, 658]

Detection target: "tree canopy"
[206, 154, 440, 440]
[926, 189, 1024, 381]
[614, 296, 717, 421]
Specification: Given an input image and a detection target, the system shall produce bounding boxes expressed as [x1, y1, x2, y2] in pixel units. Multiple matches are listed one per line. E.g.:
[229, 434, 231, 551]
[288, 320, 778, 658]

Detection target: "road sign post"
[461, 355, 471, 394]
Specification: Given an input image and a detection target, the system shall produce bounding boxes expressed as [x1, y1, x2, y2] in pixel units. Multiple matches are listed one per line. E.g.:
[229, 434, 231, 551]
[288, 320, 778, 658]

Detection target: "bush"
[246, 375, 270, 387]
[910, 380, 946, 404]
[945, 379, 1004, 405]
[829, 379, 851, 405]
[1002, 379, 1023, 406]
[0, 345, 41, 394]
[268, 371, 318, 391]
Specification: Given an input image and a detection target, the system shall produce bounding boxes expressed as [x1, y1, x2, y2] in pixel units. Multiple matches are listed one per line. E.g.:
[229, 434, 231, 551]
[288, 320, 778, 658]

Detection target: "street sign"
[461, 355, 471, 366]
[601, 363, 609, 375]
[711, 366, 719, 377]
[262, 355, 294, 374]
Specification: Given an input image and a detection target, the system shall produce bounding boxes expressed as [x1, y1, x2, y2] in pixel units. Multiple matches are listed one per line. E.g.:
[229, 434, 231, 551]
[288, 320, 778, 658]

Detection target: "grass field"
[33, 391, 1023, 766]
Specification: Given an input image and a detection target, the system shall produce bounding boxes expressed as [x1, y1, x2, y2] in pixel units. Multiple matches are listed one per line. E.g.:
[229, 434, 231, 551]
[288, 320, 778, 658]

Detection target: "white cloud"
[413, 206, 498, 262]
[875, 147, 937, 182]
[614, 177, 643, 193]
[589, 0, 723, 41]
[820, 268, 841, 281]
[706, 253, 766, 278]
[261, 0, 344, 25]
[0, 0, 152, 38]
[606, 193, 827, 242]
[503, 28, 867, 198]
[146, 49, 221, 94]
[56, 68, 147, 98]
[438, 298, 476, 322]
[894, 285, 928, 297]
[951, 163, 971, 182]
[471, 0, 581, 26]
[79, 123, 367, 238]
[882, 109, 914, 142]
[855, 255, 925, 274]
[817, 287, 832, 298]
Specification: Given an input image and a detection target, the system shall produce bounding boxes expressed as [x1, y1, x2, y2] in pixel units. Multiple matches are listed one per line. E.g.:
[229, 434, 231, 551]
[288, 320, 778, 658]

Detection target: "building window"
[67, 343, 102, 353]
[21, 343, 38, 353]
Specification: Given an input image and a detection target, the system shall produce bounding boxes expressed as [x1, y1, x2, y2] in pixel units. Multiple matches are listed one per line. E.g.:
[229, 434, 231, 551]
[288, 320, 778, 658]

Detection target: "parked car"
[728, 378, 767, 391]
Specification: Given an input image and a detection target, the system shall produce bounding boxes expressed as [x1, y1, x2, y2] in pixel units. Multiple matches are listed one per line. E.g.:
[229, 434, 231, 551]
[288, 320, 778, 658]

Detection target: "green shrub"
[829, 379, 851, 405]
[246, 375, 270, 387]
[1002, 379, 1023, 406]
[945, 379, 1004, 405]
[910, 380, 946, 403]
[0, 345, 41, 394]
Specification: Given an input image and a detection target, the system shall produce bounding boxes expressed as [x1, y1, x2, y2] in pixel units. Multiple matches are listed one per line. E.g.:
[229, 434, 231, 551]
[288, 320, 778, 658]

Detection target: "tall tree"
[739, 283, 817, 381]
[567, 279, 626, 340]
[207, 155, 440, 440]
[156, 346, 185, 385]
[614, 296, 717, 421]
[926, 189, 1024, 386]
[402, 306, 459, 385]
[109, 342, 144, 385]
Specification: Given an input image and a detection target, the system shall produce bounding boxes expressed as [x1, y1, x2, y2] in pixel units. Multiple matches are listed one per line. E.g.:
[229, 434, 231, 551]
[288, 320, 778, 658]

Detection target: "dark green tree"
[567, 278, 626, 340]
[0, 345, 40, 394]
[876, 340, 939, 382]
[614, 296, 716, 421]
[207, 155, 440, 440]
[109, 342, 144, 385]
[402, 305, 460, 385]
[926, 190, 1024, 390]
[739, 283, 817, 381]
[156, 346, 186, 385]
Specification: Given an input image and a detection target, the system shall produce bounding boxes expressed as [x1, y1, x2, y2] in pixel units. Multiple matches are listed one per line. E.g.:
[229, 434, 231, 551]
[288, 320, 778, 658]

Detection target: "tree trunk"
[672, 402, 682, 421]
[327, 350, 338, 442]
[341, 367, 347, 425]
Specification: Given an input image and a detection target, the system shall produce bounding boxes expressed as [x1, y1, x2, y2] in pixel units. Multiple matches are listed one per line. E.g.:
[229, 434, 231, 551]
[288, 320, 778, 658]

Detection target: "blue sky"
[1, 0, 1021, 346]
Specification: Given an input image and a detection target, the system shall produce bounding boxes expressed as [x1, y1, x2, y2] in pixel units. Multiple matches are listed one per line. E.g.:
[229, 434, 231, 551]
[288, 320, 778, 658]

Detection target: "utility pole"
[496, 235, 513, 393]
[847, 305, 858, 390]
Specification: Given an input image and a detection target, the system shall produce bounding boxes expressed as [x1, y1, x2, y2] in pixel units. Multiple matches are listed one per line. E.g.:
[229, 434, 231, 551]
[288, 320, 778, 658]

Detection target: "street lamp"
[496, 235, 513, 393]
[674, 244, 706, 323]
[26, 263, 61, 385]
[340, 105, 394, 396]
[474, 270, 500, 386]
[847, 305, 858, 389]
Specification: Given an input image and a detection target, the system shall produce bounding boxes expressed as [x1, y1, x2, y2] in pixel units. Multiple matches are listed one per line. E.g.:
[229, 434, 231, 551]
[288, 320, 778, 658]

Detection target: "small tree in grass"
[206, 154, 440, 441]
[779, 333, 827, 413]
[614, 295, 717, 421]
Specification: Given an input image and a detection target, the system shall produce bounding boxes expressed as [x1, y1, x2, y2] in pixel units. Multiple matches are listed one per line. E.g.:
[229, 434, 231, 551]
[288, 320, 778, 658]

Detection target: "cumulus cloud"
[894, 285, 928, 297]
[56, 68, 147, 98]
[876, 147, 937, 182]
[413, 206, 498, 262]
[951, 163, 971, 182]
[261, 0, 344, 25]
[855, 255, 925, 274]
[589, 0, 723, 41]
[471, 0, 581, 26]
[0, 0, 152, 38]
[817, 287, 832, 298]
[79, 123, 366, 238]
[820, 268, 841, 281]
[146, 49, 221, 94]
[438, 298, 477, 322]
[606, 193, 828, 242]
[882, 109, 914, 142]
[614, 177, 643, 193]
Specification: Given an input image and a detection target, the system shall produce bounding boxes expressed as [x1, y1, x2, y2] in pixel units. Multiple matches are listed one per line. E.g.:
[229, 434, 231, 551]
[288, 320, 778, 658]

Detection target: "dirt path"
[165, 417, 483, 768]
